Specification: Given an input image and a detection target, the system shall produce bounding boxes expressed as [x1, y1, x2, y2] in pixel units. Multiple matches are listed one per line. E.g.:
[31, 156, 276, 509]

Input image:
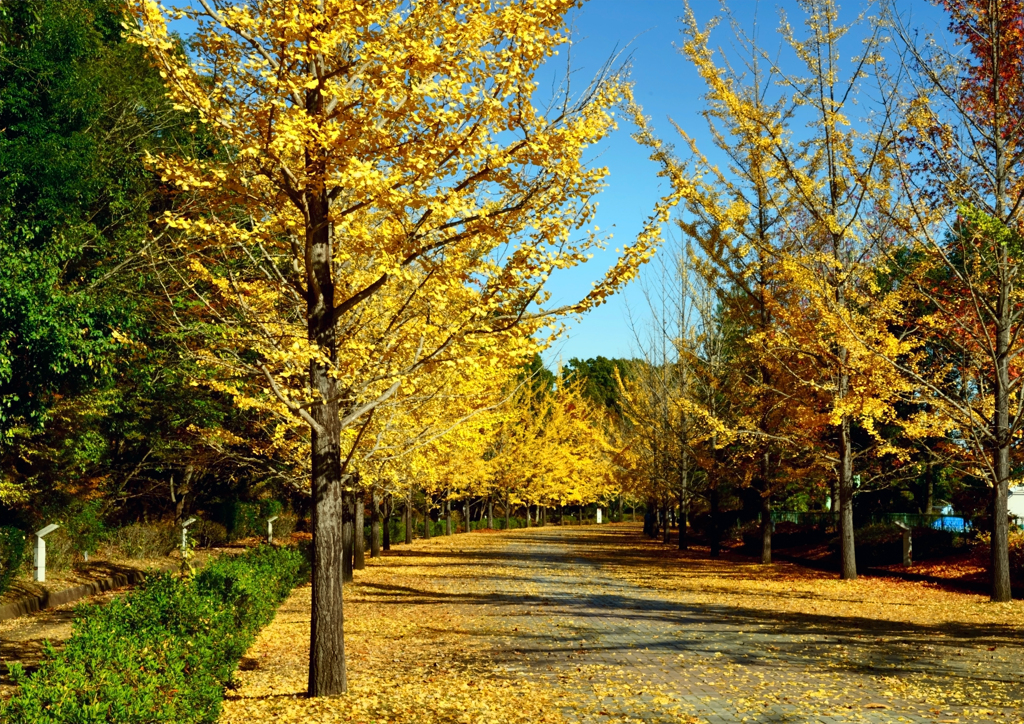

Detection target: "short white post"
[596, 508, 602, 524]
[895, 521, 912, 566]
[35, 524, 59, 583]
[181, 517, 197, 554]
[267, 516, 279, 544]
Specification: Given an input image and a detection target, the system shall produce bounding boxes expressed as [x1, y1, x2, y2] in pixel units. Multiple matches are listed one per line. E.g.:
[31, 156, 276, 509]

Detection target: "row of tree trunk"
[340, 491, 562, 574]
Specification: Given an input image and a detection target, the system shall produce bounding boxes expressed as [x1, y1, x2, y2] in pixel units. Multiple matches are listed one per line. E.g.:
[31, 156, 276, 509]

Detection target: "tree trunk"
[487, 497, 493, 529]
[662, 504, 670, 543]
[760, 492, 772, 565]
[756, 447, 772, 564]
[445, 499, 451, 535]
[172, 465, 195, 525]
[382, 495, 391, 551]
[678, 500, 688, 551]
[992, 471, 1012, 601]
[463, 500, 470, 533]
[370, 488, 381, 558]
[354, 492, 365, 570]
[308, 441, 347, 695]
[342, 487, 354, 584]
[992, 322, 1013, 601]
[709, 487, 721, 558]
[838, 412, 857, 580]
[505, 495, 511, 530]
[678, 466, 688, 551]
[306, 196, 347, 694]
[424, 496, 432, 540]
[405, 492, 413, 545]
[921, 460, 935, 515]
[988, 14, 1013, 602]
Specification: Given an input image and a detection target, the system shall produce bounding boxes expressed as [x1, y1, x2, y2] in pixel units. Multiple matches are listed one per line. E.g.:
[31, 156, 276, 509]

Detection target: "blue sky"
[165, 0, 951, 367]
[537, 0, 950, 367]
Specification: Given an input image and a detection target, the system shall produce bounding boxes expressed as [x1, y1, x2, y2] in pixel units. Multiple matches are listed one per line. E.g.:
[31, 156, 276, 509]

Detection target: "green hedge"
[0, 526, 27, 596]
[1, 545, 307, 724]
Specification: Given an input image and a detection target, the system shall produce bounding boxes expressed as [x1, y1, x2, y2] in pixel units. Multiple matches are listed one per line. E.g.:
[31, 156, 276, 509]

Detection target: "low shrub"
[1, 545, 306, 724]
[195, 520, 229, 549]
[106, 520, 177, 559]
[828, 523, 970, 567]
[63, 500, 107, 558]
[270, 512, 297, 541]
[742, 521, 831, 552]
[0, 526, 27, 595]
[40, 528, 78, 572]
[689, 510, 745, 539]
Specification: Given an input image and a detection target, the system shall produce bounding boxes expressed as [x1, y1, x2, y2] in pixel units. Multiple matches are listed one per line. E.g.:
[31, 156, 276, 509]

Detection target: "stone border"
[0, 564, 175, 622]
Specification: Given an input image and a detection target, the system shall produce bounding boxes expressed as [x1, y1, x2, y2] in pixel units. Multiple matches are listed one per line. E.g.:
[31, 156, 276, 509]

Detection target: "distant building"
[1010, 486, 1024, 524]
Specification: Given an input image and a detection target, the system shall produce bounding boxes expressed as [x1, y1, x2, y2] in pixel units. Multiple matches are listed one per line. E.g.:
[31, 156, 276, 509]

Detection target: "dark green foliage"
[60, 499, 107, 556]
[0, 0, 170, 437]
[0, 526, 27, 595]
[217, 500, 285, 540]
[518, 353, 555, 395]
[0, 0, 313, 540]
[1, 545, 306, 724]
[563, 356, 634, 414]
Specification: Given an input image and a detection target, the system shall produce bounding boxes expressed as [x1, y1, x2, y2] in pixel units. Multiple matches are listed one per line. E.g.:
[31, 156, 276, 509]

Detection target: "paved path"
[431, 525, 1023, 724]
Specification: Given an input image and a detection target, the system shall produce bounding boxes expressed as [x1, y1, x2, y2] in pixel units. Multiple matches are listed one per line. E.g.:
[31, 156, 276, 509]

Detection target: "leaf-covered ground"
[221, 524, 1024, 724]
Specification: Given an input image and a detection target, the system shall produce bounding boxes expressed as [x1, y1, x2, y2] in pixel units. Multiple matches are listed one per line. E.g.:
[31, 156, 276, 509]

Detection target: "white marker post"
[267, 516, 279, 544]
[894, 521, 912, 566]
[35, 524, 59, 583]
[181, 517, 197, 555]
[596, 508, 603, 524]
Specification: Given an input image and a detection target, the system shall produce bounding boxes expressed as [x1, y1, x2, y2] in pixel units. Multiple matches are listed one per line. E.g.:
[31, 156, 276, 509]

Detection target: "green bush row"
[0, 526, 28, 595]
[1, 545, 307, 724]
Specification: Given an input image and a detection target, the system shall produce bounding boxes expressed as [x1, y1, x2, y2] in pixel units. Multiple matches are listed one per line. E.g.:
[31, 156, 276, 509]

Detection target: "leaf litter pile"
[220, 525, 1024, 724]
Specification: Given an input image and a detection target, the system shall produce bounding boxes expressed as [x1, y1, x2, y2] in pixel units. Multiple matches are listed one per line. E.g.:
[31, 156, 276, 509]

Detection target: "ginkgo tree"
[486, 372, 617, 524]
[633, 0, 909, 580]
[128, 0, 671, 695]
[876, 0, 1024, 602]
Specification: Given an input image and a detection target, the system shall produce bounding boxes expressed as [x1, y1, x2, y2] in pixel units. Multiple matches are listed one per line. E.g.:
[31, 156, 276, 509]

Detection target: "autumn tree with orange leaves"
[871, 0, 1024, 601]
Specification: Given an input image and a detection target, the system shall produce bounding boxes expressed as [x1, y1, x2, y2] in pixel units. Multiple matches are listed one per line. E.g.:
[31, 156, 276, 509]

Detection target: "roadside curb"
[0, 564, 176, 622]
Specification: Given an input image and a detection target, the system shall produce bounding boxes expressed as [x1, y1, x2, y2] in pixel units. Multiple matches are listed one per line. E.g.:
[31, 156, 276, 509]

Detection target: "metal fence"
[770, 510, 973, 533]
